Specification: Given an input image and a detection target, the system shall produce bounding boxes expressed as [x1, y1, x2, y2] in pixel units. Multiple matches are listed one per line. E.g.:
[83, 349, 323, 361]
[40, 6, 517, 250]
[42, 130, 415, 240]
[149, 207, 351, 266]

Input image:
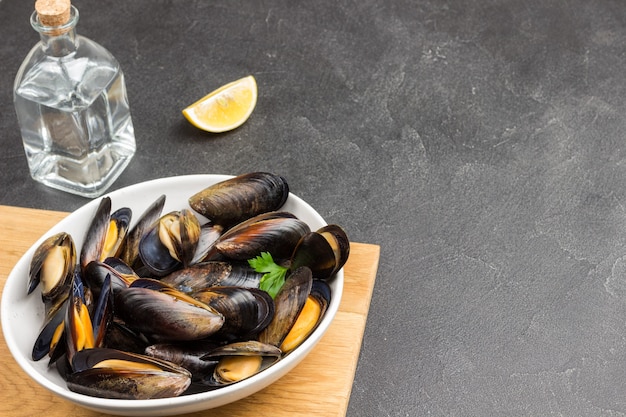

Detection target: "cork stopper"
[35, 0, 71, 27]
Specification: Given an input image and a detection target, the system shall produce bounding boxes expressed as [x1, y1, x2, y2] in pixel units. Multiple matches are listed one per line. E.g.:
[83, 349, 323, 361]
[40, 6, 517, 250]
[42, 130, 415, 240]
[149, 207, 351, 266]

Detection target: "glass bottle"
[14, 0, 136, 198]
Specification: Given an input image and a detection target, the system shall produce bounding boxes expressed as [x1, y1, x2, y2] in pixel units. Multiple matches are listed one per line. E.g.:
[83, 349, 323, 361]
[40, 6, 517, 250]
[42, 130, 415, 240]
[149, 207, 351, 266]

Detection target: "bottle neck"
[31, 5, 79, 57]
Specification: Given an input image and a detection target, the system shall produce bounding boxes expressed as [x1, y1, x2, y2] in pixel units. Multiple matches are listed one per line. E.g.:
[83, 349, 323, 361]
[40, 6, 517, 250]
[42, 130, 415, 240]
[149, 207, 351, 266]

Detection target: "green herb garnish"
[248, 252, 288, 299]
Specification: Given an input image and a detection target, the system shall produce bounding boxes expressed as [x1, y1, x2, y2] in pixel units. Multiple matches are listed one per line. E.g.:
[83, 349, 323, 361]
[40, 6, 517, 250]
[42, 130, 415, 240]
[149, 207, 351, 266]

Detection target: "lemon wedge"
[182, 75, 257, 133]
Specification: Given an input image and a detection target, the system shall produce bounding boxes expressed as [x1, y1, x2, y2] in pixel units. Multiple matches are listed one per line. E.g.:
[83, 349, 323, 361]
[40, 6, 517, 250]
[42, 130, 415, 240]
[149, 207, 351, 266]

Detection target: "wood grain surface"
[0, 205, 380, 417]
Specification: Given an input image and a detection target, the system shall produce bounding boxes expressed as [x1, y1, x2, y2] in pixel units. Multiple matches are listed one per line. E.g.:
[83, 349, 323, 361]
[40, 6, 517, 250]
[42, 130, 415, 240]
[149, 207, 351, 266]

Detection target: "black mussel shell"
[82, 260, 133, 301]
[193, 286, 275, 341]
[137, 210, 201, 277]
[32, 298, 67, 361]
[188, 172, 289, 228]
[259, 266, 313, 348]
[99, 207, 133, 260]
[91, 275, 114, 349]
[138, 225, 181, 276]
[279, 279, 331, 353]
[191, 222, 224, 264]
[68, 348, 191, 399]
[115, 280, 225, 342]
[103, 321, 151, 354]
[65, 271, 110, 363]
[28, 232, 76, 319]
[80, 197, 112, 272]
[161, 209, 201, 267]
[212, 212, 310, 261]
[145, 341, 221, 381]
[290, 224, 350, 280]
[118, 194, 166, 268]
[201, 340, 282, 386]
[161, 261, 262, 293]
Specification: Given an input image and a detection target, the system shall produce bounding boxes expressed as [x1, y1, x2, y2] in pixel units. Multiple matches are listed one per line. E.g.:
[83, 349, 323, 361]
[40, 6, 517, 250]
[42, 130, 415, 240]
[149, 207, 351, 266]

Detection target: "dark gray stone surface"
[3, 0, 626, 415]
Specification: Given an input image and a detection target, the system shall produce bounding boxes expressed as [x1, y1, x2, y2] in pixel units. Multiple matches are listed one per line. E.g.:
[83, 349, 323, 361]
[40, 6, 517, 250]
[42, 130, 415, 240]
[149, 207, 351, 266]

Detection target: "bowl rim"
[1, 174, 344, 416]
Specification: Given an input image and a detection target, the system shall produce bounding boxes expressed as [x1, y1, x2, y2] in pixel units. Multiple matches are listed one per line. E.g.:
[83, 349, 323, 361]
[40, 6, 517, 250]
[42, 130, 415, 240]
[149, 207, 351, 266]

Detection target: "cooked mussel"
[138, 210, 201, 277]
[103, 321, 151, 354]
[259, 267, 313, 348]
[188, 172, 289, 228]
[192, 286, 274, 341]
[65, 272, 113, 363]
[67, 347, 191, 399]
[258, 267, 331, 354]
[32, 297, 68, 361]
[279, 279, 331, 353]
[80, 198, 111, 272]
[28, 233, 78, 363]
[118, 194, 166, 268]
[190, 222, 224, 264]
[290, 224, 350, 280]
[114, 279, 225, 342]
[201, 340, 281, 386]
[160, 261, 262, 293]
[28, 232, 76, 319]
[80, 198, 132, 273]
[82, 259, 135, 301]
[210, 212, 310, 261]
[101, 207, 132, 260]
[145, 341, 220, 381]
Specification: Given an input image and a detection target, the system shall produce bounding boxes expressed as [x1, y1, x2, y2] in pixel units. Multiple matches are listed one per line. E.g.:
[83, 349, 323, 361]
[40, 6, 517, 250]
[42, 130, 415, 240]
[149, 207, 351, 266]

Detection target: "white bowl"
[1, 174, 343, 416]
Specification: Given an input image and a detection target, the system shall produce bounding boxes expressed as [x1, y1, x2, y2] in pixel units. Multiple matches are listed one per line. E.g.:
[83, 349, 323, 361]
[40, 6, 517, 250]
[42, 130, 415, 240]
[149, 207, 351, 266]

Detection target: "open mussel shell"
[80, 197, 111, 272]
[28, 232, 76, 319]
[188, 172, 289, 229]
[82, 259, 135, 301]
[161, 209, 201, 267]
[191, 222, 224, 265]
[259, 267, 313, 348]
[67, 347, 192, 399]
[79, 198, 132, 272]
[279, 279, 331, 354]
[115, 279, 225, 342]
[192, 286, 275, 341]
[161, 261, 262, 293]
[91, 275, 114, 350]
[28, 232, 75, 363]
[65, 272, 113, 363]
[118, 194, 166, 268]
[290, 224, 350, 280]
[211, 212, 311, 261]
[32, 297, 68, 361]
[137, 225, 180, 277]
[145, 341, 221, 381]
[138, 210, 201, 277]
[101, 207, 132, 260]
[201, 340, 282, 386]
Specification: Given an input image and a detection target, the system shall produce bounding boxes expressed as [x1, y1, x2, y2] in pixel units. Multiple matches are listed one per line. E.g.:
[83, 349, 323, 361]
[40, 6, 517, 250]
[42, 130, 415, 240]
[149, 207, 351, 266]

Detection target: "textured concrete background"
[3, 0, 626, 415]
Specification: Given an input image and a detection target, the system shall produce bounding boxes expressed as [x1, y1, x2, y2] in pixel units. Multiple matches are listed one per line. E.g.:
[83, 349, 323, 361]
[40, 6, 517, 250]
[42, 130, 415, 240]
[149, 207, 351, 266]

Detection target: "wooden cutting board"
[0, 205, 380, 417]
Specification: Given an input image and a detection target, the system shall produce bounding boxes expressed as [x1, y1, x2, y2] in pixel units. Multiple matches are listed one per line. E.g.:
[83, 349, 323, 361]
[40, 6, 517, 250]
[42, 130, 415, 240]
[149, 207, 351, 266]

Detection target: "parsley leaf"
[248, 252, 289, 299]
